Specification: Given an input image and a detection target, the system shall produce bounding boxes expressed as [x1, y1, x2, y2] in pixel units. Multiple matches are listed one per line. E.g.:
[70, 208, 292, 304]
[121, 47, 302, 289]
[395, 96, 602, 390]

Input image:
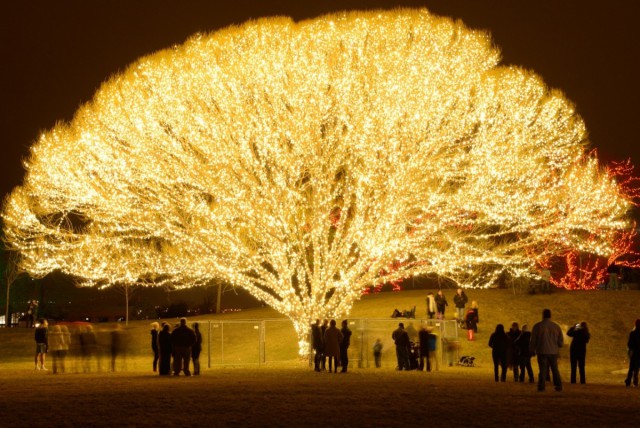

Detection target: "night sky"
[2, 0, 639, 203]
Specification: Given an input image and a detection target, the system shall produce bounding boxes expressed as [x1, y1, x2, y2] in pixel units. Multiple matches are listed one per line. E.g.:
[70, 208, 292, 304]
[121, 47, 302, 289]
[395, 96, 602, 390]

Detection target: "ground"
[0, 361, 638, 427]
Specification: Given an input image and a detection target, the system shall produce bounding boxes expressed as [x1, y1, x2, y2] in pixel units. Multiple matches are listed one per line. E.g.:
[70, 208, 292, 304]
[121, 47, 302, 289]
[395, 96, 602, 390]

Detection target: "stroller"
[457, 355, 476, 367]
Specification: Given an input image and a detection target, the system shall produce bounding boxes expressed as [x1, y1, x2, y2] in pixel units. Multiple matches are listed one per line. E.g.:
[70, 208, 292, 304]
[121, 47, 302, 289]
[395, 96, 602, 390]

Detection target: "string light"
[2, 9, 637, 354]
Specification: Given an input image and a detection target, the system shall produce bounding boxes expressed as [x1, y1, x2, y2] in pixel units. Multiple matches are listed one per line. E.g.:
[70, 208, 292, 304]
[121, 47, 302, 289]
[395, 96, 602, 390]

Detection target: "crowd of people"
[29, 291, 640, 388]
[151, 317, 202, 376]
[310, 319, 352, 373]
[33, 318, 130, 374]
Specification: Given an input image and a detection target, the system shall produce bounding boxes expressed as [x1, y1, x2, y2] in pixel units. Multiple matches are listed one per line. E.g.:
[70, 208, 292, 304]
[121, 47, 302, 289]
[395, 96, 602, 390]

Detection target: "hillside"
[1, 288, 637, 378]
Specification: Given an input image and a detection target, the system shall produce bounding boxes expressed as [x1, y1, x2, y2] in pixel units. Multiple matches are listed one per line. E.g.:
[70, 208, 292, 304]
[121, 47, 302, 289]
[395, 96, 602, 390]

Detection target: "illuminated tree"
[2, 9, 636, 353]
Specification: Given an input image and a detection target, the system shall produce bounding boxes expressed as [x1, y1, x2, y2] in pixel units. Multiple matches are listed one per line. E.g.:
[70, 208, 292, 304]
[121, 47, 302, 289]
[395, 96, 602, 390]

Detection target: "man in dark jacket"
[625, 319, 640, 387]
[392, 322, 411, 370]
[453, 288, 468, 321]
[340, 319, 352, 372]
[170, 317, 197, 376]
[530, 308, 563, 392]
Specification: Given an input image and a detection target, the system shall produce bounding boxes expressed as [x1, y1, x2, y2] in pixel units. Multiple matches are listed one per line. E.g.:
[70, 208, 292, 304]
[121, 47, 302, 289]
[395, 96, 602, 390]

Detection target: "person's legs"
[183, 348, 192, 376]
[492, 353, 499, 381]
[549, 354, 562, 391]
[570, 354, 577, 383]
[500, 355, 507, 382]
[537, 354, 549, 391]
[513, 360, 519, 382]
[578, 355, 586, 384]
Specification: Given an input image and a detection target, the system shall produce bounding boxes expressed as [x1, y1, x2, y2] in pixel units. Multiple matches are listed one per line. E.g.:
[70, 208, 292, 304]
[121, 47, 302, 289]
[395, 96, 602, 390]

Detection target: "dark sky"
[2, 0, 639, 202]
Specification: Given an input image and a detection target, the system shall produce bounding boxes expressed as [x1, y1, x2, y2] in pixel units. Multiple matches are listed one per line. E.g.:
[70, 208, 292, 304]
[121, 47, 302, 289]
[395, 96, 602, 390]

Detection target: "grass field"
[1, 288, 639, 427]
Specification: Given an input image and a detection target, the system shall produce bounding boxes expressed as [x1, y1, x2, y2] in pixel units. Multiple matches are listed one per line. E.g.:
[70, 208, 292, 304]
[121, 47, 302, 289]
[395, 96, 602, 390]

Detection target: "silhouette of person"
[514, 324, 534, 383]
[530, 308, 563, 392]
[34, 319, 48, 371]
[192, 322, 202, 375]
[311, 319, 323, 372]
[323, 319, 343, 373]
[392, 322, 410, 370]
[170, 317, 197, 376]
[489, 324, 508, 382]
[158, 323, 172, 376]
[567, 321, 590, 384]
[150, 322, 160, 372]
[624, 319, 640, 387]
[340, 320, 352, 372]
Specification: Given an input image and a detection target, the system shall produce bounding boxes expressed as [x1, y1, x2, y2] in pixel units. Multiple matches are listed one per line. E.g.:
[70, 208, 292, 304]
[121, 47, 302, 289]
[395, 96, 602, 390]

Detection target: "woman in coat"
[489, 324, 509, 382]
[323, 319, 343, 373]
[567, 321, 591, 384]
[150, 322, 160, 372]
[157, 323, 172, 376]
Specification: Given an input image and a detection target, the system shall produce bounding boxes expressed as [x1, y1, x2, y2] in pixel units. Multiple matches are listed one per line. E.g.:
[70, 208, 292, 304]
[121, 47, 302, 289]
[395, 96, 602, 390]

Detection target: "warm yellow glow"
[1, 9, 635, 354]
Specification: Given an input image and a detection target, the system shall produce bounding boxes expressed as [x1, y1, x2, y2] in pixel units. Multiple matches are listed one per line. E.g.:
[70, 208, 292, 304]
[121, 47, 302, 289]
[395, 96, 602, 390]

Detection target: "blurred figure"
[489, 324, 508, 382]
[514, 324, 534, 383]
[150, 322, 160, 372]
[110, 323, 128, 372]
[158, 323, 172, 376]
[311, 319, 323, 372]
[435, 290, 448, 320]
[34, 319, 48, 371]
[470, 301, 479, 333]
[80, 325, 100, 373]
[339, 320, 352, 373]
[624, 319, 640, 387]
[373, 339, 383, 368]
[418, 327, 430, 371]
[567, 321, 590, 384]
[323, 319, 343, 373]
[453, 288, 468, 322]
[192, 322, 202, 375]
[530, 308, 564, 392]
[320, 319, 329, 371]
[48, 324, 68, 374]
[170, 317, 197, 376]
[426, 292, 436, 319]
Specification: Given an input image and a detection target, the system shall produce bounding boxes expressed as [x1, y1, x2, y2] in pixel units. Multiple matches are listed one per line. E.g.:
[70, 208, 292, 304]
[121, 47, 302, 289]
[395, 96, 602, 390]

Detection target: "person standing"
[435, 290, 448, 320]
[340, 320, 352, 373]
[507, 322, 521, 382]
[34, 319, 48, 371]
[170, 317, 197, 376]
[157, 323, 172, 376]
[426, 292, 437, 319]
[311, 319, 323, 372]
[392, 322, 411, 370]
[323, 319, 343, 373]
[470, 301, 479, 333]
[418, 327, 431, 371]
[192, 322, 202, 375]
[320, 319, 329, 371]
[567, 321, 590, 384]
[530, 308, 564, 392]
[453, 288, 468, 322]
[514, 324, 534, 383]
[488, 324, 508, 382]
[464, 308, 478, 341]
[373, 339, 383, 368]
[48, 324, 69, 374]
[624, 319, 640, 387]
[150, 322, 160, 372]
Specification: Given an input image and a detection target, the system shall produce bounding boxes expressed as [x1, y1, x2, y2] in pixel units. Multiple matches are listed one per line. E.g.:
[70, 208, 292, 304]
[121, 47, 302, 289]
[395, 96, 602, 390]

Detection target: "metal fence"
[201, 318, 458, 368]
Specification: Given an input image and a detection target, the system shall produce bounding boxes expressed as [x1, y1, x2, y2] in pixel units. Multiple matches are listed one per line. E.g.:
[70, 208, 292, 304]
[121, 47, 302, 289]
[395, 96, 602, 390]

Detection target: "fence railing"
[202, 318, 459, 368]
